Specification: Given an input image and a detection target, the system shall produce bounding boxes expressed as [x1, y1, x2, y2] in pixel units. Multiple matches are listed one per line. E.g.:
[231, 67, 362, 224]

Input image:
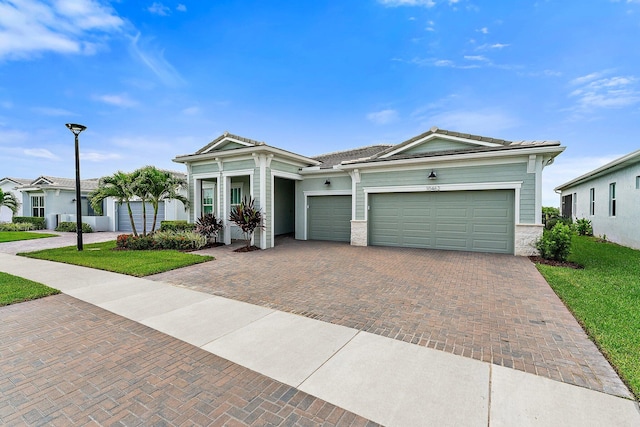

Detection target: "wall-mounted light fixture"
[428, 170, 437, 180]
[324, 179, 331, 185]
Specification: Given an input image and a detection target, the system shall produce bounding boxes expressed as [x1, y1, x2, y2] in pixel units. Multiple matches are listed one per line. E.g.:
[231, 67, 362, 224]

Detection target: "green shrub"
[116, 231, 206, 251]
[55, 222, 94, 233]
[545, 216, 573, 231]
[152, 230, 207, 250]
[116, 234, 156, 250]
[160, 220, 196, 232]
[536, 223, 573, 261]
[0, 222, 34, 231]
[575, 218, 593, 236]
[229, 196, 263, 250]
[542, 206, 560, 226]
[13, 217, 46, 230]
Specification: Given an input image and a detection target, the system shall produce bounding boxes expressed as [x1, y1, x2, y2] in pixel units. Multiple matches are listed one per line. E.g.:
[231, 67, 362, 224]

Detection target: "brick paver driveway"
[0, 295, 377, 426]
[151, 236, 630, 398]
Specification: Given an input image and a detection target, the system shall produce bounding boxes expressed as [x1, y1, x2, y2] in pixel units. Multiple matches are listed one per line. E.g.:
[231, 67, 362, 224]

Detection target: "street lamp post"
[65, 123, 87, 251]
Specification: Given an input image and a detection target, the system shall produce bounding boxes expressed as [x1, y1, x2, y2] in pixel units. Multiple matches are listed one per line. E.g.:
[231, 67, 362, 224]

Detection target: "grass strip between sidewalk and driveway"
[0, 272, 60, 306]
[535, 235, 640, 399]
[0, 231, 59, 242]
[18, 240, 214, 277]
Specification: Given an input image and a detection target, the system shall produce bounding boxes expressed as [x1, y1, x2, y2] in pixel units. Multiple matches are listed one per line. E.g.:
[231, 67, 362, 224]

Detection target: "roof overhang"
[338, 145, 566, 170]
[174, 145, 321, 167]
[554, 149, 640, 192]
[378, 132, 504, 159]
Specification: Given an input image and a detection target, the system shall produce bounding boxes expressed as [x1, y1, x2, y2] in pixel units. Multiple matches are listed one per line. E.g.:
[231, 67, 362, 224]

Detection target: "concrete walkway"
[1, 253, 639, 426]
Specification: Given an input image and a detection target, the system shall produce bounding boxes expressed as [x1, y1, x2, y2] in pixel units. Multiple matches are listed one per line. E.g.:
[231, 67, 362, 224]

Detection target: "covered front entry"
[368, 190, 514, 254]
[307, 195, 352, 242]
[117, 201, 164, 233]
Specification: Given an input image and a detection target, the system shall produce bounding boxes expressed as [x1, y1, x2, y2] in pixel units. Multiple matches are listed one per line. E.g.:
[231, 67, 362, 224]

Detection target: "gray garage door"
[118, 201, 164, 233]
[308, 195, 352, 242]
[369, 190, 514, 254]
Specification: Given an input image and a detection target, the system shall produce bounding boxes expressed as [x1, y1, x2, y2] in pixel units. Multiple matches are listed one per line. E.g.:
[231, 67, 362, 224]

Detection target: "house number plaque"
[425, 185, 441, 191]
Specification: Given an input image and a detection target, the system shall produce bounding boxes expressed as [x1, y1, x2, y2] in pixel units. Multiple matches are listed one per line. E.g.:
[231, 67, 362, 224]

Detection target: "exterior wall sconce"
[428, 170, 437, 180]
[324, 179, 331, 185]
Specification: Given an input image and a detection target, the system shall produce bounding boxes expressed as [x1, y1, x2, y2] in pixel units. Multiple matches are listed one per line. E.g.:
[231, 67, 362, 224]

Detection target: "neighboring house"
[0, 177, 31, 222]
[17, 176, 106, 230]
[174, 127, 565, 255]
[555, 149, 640, 250]
[15, 174, 188, 232]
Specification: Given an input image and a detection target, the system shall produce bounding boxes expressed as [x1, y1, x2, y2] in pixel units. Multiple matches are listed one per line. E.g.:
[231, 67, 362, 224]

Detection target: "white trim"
[190, 155, 255, 167]
[380, 133, 503, 158]
[302, 190, 353, 240]
[272, 170, 303, 181]
[202, 136, 257, 153]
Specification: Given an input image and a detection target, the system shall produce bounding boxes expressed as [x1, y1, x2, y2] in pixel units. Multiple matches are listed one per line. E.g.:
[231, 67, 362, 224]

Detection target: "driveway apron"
[150, 236, 630, 398]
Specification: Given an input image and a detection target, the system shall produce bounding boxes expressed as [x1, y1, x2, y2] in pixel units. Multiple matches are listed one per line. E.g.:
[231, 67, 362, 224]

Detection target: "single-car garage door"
[369, 190, 514, 254]
[308, 195, 352, 242]
[118, 201, 164, 233]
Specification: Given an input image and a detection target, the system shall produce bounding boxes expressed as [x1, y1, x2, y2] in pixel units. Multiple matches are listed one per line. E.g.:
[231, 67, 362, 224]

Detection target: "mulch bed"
[233, 245, 261, 253]
[529, 256, 583, 269]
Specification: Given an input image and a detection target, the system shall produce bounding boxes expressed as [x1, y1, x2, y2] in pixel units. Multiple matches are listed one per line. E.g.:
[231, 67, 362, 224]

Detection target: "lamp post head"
[65, 123, 87, 136]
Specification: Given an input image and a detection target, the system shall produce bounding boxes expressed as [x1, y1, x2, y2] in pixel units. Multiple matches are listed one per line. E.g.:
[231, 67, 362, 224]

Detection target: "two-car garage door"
[368, 190, 514, 254]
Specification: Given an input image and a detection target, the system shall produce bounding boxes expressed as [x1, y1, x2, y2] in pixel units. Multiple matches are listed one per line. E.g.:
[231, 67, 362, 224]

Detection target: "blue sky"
[1, 0, 639, 207]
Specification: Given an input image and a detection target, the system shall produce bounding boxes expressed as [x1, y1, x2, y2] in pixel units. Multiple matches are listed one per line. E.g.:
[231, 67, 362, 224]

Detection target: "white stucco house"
[174, 127, 565, 256]
[0, 177, 31, 222]
[555, 149, 640, 250]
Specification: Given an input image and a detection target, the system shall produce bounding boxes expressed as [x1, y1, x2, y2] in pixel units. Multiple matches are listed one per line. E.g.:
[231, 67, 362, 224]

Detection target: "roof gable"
[376, 127, 507, 159]
[196, 132, 264, 154]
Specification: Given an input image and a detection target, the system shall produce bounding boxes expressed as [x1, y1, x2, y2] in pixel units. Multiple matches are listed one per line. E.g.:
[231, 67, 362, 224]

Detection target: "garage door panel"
[369, 190, 514, 254]
[118, 202, 164, 233]
[308, 195, 352, 242]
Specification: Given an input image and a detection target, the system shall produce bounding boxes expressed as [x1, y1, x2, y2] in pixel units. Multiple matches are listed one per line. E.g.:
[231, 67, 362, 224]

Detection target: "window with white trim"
[589, 188, 595, 216]
[609, 183, 616, 217]
[636, 176, 640, 190]
[572, 192, 577, 218]
[202, 183, 215, 215]
[230, 184, 243, 207]
[31, 195, 45, 217]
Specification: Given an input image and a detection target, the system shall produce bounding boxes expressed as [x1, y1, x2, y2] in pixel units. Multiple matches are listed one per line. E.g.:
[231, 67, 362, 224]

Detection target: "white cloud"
[378, 0, 436, 7]
[81, 152, 122, 162]
[476, 43, 510, 51]
[182, 106, 200, 115]
[128, 33, 186, 87]
[148, 2, 170, 16]
[569, 72, 640, 110]
[24, 148, 59, 160]
[176, 4, 187, 12]
[0, 0, 124, 60]
[478, 27, 489, 34]
[463, 55, 488, 62]
[94, 93, 138, 108]
[367, 109, 399, 125]
[32, 107, 74, 116]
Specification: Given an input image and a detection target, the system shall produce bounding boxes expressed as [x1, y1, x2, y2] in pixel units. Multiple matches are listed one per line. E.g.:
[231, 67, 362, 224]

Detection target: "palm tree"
[89, 171, 139, 236]
[136, 166, 189, 233]
[0, 189, 20, 215]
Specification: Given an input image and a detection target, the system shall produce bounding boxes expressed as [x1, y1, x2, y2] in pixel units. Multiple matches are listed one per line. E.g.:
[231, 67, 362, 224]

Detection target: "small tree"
[536, 222, 572, 261]
[89, 171, 139, 236]
[195, 213, 223, 243]
[229, 196, 264, 250]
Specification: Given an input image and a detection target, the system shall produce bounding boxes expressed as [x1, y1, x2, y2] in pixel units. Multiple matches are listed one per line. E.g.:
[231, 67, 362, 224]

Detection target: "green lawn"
[0, 272, 60, 306]
[19, 241, 214, 277]
[535, 236, 640, 398]
[0, 231, 59, 242]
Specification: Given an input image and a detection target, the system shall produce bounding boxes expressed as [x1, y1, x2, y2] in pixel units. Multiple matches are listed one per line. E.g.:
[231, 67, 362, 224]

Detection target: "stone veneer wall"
[515, 224, 543, 256]
[350, 220, 367, 246]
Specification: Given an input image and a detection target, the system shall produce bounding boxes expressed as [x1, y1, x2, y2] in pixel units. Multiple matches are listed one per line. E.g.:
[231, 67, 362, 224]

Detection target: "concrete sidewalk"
[2, 253, 639, 426]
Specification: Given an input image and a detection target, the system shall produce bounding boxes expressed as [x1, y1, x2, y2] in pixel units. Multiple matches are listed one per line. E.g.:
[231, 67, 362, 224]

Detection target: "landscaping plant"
[575, 218, 593, 236]
[229, 196, 263, 250]
[0, 189, 20, 215]
[13, 216, 46, 230]
[55, 222, 94, 233]
[195, 213, 223, 243]
[0, 222, 34, 231]
[536, 222, 573, 261]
